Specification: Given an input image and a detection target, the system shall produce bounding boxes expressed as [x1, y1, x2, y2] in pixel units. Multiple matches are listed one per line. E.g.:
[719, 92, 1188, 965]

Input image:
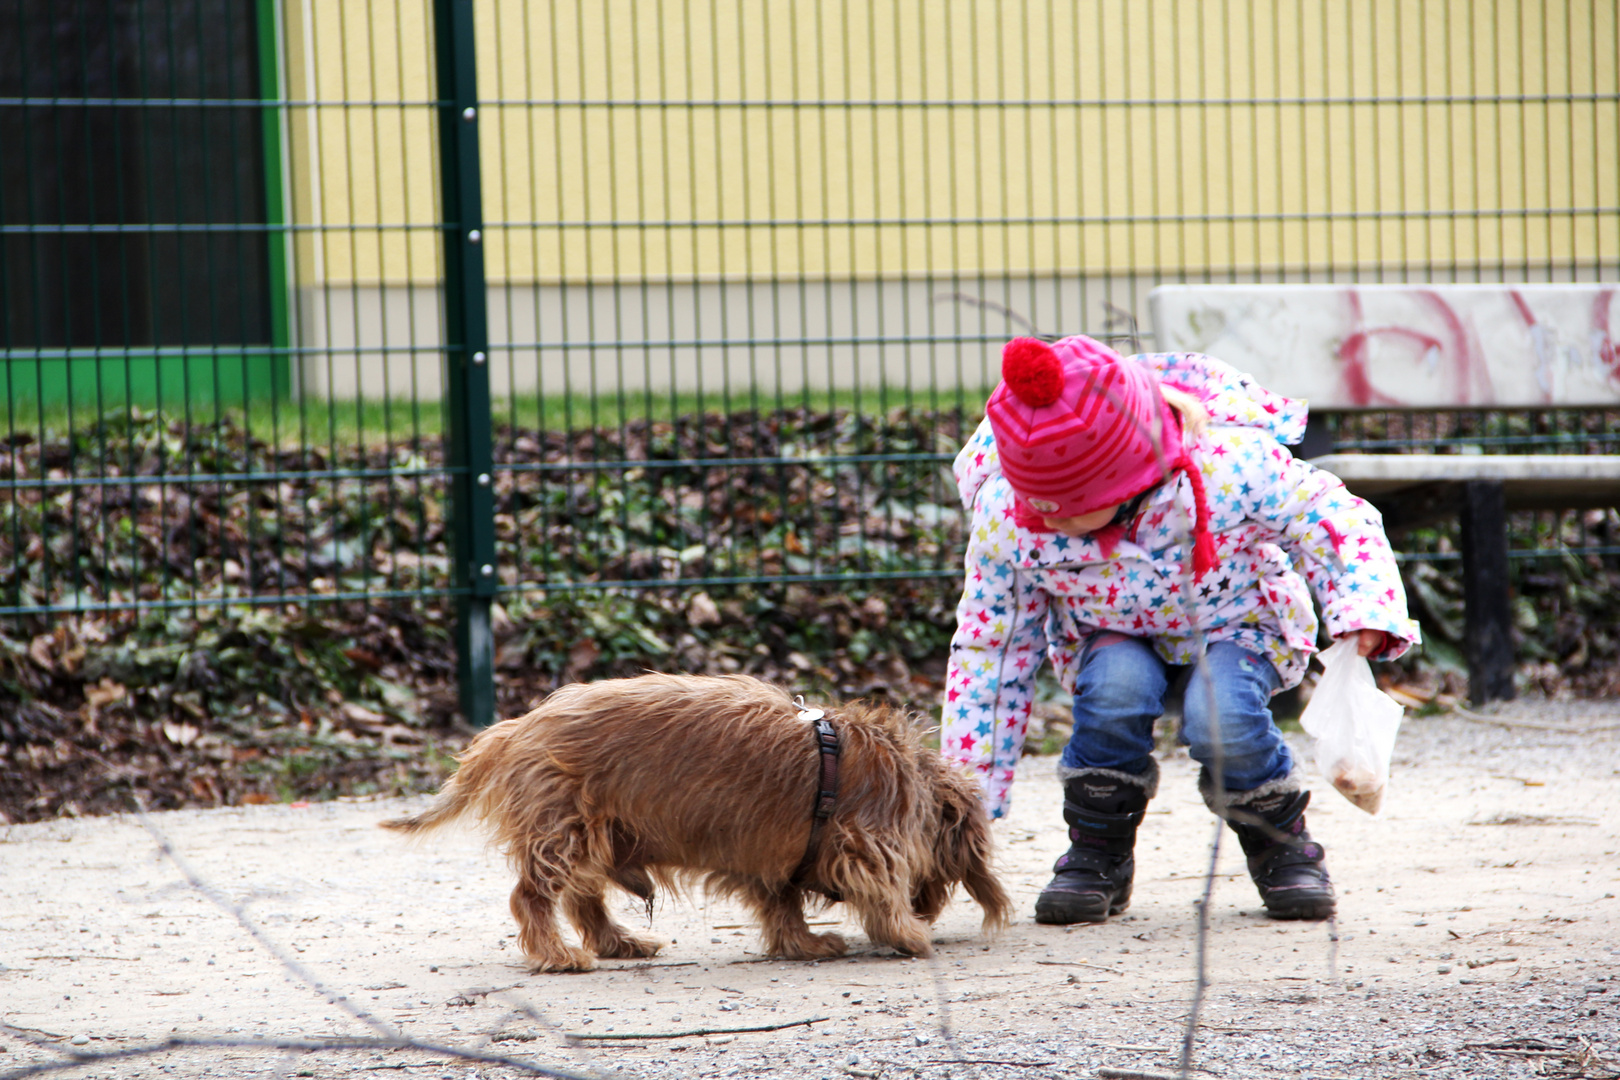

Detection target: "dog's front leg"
[848, 886, 935, 958]
[741, 882, 847, 960]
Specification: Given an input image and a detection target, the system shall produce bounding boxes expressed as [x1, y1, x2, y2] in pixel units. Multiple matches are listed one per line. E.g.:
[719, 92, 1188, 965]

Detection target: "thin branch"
[0, 1036, 591, 1080]
[1102, 302, 1144, 354]
[1033, 959, 1126, 976]
[130, 803, 396, 1039]
[930, 292, 1046, 338]
[564, 1016, 830, 1042]
[1452, 705, 1619, 735]
[922, 1059, 1056, 1068]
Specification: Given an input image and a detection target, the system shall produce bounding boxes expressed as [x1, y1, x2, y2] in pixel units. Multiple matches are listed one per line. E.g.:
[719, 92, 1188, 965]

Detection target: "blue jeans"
[1059, 634, 1293, 793]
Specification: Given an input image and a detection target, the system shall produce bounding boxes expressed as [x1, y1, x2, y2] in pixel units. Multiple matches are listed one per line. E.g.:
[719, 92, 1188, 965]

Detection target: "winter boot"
[1034, 765, 1155, 925]
[1218, 784, 1337, 920]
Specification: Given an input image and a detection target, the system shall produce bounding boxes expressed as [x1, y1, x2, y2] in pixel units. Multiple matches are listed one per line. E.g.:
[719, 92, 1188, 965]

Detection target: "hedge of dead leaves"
[0, 407, 967, 823]
[2, 408, 1617, 823]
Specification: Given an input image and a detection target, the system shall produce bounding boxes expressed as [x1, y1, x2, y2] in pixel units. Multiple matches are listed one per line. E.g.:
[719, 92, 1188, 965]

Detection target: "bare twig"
[23, 954, 143, 962]
[564, 1016, 829, 1042]
[131, 803, 396, 1039]
[1178, 649, 1224, 1080]
[1034, 959, 1126, 976]
[921, 1060, 1056, 1068]
[1102, 302, 1143, 354]
[0, 1036, 590, 1080]
[930, 292, 1046, 338]
[1452, 705, 1620, 735]
[116, 805, 596, 1080]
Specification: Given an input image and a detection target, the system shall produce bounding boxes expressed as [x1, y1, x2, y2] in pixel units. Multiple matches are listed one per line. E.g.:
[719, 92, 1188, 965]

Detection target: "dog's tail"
[378, 719, 514, 836]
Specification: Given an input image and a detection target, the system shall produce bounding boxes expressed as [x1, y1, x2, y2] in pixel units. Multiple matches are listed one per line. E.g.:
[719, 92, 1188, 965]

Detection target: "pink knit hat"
[986, 335, 1217, 576]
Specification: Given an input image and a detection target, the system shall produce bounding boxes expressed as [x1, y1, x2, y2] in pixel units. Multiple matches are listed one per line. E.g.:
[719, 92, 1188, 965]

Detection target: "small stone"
[914, 1034, 930, 1046]
[70, 1035, 89, 1047]
[1438, 965, 1453, 974]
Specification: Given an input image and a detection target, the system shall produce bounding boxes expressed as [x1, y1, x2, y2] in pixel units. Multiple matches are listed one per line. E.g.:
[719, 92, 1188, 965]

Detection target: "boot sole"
[1262, 898, 1337, 921]
[1033, 892, 1131, 925]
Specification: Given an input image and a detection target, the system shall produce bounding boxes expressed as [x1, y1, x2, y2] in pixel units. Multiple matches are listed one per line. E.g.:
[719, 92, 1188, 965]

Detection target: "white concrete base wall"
[292, 265, 1620, 403]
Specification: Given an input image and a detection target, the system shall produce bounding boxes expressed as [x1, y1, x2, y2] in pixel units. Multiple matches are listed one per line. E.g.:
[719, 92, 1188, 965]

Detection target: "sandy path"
[2, 702, 1617, 1080]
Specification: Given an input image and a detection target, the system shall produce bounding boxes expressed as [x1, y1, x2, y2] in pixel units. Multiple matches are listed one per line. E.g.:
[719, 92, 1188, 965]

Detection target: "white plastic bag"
[1298, 638, 1405, 815]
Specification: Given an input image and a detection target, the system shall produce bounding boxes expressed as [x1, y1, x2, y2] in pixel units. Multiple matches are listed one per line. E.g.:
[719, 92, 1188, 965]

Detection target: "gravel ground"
[2, 699, 1617, 1080]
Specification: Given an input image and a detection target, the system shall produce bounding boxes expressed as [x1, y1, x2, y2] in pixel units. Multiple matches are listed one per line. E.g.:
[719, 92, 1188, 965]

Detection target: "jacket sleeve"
[941, 477, 1051, 819]
[1237, 434, 1421, 659]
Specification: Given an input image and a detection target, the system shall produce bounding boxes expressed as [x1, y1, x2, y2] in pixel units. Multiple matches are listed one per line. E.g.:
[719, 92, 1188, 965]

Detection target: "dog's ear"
[934, 767, 1013, 932]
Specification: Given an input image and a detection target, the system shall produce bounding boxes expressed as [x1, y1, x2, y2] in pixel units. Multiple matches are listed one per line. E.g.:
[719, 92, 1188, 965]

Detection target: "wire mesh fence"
[2, 1, 1617, 722]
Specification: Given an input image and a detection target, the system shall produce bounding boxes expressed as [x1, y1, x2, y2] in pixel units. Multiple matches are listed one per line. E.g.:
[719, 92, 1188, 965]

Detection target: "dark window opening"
[1, 0, 271, 350]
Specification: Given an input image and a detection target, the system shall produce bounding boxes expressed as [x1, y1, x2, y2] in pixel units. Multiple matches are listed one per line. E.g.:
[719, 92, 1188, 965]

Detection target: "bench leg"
[1458, 480, 1516, 705]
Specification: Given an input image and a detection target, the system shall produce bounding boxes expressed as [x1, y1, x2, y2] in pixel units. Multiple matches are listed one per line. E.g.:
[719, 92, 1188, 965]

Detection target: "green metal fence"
[4, 1, 1618, 725]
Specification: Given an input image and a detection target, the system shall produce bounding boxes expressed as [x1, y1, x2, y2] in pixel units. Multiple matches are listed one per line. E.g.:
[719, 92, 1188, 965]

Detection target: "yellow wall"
[281, 0, 440, 287]
[280, 0, 1620, 286]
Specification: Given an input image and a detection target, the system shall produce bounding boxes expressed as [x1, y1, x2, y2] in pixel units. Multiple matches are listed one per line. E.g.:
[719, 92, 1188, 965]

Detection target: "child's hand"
[1342, 629, 1390, 657]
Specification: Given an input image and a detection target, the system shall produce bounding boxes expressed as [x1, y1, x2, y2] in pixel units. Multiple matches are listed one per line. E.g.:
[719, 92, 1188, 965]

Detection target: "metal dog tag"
[793, 695, 825, 722]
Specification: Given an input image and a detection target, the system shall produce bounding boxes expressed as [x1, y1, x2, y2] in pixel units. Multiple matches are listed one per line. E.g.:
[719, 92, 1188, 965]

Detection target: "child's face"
[1041, 504, 1121, 536]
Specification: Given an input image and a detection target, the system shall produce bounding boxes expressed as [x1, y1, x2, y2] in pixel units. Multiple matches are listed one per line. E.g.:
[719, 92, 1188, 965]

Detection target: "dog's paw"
[595, 933, 666, 960]
[776, 931, 847, 961]
[527, 946, 598, 973]
[887, 938, 934, 959]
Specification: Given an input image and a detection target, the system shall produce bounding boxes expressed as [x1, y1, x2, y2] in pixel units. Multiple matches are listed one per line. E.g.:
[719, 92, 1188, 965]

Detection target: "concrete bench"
[1150, 283, 1620, 704]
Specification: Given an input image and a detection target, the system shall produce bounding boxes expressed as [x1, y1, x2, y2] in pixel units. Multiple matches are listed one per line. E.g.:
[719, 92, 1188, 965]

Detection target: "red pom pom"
[1001, 338, 1064, 407]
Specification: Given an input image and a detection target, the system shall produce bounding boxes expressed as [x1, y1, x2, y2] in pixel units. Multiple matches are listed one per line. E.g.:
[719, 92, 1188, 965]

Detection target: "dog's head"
[911, 750, 1012, 932]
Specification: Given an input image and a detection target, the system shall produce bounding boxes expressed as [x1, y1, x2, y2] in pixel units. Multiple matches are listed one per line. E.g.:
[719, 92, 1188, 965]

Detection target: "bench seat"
[1311, 453, 1620, 522]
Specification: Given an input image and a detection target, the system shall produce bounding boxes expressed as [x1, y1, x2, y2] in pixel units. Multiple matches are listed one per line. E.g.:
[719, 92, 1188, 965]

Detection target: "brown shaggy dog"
[381, 673, 1010, 972]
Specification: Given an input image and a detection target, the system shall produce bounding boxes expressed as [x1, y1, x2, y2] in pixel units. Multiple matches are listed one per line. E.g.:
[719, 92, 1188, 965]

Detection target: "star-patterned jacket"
[942, 352, 1420, 818]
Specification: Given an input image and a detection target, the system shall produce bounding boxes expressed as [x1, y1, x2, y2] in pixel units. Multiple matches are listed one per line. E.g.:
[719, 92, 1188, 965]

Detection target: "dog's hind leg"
[563, 886, 665, 960]
[737, 881, 846, 961]
[510, 874, 596, 973]
[509, 834, 598, 973]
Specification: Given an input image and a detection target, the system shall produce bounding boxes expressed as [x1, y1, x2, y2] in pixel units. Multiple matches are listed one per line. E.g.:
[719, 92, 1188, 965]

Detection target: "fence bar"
[433, 0, 496, 727]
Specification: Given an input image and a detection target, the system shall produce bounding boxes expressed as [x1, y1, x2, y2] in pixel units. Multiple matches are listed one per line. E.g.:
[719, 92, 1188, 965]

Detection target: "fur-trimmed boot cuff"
[1197, 767, 1301, 817]
[1057, 758, 1161, 802]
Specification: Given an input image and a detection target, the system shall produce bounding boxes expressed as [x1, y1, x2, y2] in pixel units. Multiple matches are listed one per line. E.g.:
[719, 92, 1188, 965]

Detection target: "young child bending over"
[942, 334, 1418, 923]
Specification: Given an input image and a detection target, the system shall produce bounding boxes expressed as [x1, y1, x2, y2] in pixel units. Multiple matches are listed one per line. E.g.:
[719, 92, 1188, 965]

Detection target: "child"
[942, 335, 1419, 923]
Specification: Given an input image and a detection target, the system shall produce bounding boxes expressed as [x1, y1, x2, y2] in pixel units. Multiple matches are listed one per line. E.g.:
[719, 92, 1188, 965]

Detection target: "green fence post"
[432, 0, 496, 727]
